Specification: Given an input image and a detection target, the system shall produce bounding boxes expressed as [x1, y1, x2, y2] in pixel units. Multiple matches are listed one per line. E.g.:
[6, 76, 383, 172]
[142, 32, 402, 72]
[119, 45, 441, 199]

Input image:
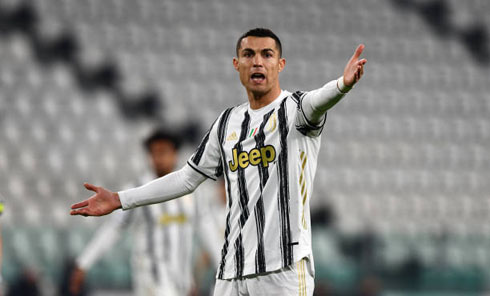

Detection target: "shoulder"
[232, 102, 247, 113]
[277, 91, 309, 116]
[217, 104, 242, 121]
[290, 90, 308, 105]
[216, 103, 246, 125]
[278, 90, 308, 106]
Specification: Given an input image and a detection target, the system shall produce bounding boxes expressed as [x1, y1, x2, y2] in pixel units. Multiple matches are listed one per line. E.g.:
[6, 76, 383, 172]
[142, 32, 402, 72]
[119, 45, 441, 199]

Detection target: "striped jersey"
[78, 175, 195, 296]
[187, 90, 325, 280]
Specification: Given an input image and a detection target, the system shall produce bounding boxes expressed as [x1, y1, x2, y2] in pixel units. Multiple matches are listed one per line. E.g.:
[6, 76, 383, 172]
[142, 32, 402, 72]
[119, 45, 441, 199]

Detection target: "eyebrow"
[262, 48, 275, 54]
[241, 48, 276, 54]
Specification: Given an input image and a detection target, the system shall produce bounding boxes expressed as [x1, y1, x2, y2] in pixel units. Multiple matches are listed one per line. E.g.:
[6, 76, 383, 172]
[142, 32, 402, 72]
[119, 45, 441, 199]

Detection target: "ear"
[233, 57, 239, 72]
[278, 57, 286, 73]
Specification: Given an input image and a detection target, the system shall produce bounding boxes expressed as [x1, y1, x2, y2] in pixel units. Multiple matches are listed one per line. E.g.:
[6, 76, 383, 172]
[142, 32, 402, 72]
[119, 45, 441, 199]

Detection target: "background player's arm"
[193, 183, 226, 267]
[70, 210, 131, 293]
[71, 165, 207, 216]
[302, 44, 367, 124]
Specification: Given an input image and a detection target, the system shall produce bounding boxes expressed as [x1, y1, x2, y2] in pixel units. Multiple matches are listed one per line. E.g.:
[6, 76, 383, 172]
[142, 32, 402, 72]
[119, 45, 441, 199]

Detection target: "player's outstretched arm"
[70, 183, 121, 216]
[70, 164, 208, 216]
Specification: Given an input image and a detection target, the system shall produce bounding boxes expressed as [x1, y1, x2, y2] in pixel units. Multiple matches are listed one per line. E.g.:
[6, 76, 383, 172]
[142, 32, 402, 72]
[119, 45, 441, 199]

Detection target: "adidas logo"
[226, 131, 238, 141]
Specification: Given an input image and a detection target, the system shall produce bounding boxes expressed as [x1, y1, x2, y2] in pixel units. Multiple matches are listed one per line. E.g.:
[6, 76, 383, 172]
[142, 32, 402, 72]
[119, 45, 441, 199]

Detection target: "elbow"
[180, 164, 207, 194]
[182, 179, 198, 194]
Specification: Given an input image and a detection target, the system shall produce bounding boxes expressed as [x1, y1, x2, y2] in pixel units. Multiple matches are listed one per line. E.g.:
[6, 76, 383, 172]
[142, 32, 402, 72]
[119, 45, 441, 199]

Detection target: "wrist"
[337, 76, 352, 94]
[113, 192, 122, 209]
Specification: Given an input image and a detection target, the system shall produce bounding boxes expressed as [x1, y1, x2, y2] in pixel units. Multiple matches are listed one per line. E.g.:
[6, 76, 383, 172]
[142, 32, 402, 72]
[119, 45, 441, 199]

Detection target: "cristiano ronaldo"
[71, 28, 366, 295]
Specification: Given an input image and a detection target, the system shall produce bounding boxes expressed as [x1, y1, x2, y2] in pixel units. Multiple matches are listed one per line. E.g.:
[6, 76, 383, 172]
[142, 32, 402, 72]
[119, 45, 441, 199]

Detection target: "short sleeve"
[292, 91, 327, 137]
[187, 107, 234, 180]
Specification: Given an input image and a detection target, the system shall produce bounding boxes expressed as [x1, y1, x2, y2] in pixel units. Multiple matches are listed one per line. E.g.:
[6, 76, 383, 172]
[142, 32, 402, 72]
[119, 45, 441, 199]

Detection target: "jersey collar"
[247, 90, 288, 115]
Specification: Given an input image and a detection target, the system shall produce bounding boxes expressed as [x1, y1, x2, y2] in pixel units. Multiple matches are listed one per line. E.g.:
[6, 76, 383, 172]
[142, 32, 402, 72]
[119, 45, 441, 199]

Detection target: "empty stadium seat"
[1, 0, 489, 292]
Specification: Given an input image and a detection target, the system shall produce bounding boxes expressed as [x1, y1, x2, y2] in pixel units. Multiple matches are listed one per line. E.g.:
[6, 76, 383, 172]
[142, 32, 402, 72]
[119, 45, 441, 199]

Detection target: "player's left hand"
[343, 44, 367, 87]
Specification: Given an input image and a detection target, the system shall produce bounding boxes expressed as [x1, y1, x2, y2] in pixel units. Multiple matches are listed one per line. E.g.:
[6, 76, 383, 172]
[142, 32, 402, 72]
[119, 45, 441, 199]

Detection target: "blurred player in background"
[71, 28, 366, 295]
[70, 129, 222, 296]
[0, 201, 41, 296]
[0, 200, 3, 296]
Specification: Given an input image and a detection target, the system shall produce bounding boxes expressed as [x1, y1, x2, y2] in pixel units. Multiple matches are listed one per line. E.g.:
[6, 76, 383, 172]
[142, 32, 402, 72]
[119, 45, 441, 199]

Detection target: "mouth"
[250, 73, 266, 84]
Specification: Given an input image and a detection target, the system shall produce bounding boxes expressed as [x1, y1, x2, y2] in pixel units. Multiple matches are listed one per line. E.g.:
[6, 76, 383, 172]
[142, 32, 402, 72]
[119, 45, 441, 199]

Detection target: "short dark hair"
[144, 128, 182, 151]
[236, 28, 282, 57]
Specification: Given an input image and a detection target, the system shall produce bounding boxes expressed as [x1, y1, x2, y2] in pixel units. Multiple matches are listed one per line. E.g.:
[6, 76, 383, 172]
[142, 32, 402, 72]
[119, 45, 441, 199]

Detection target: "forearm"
[302, 76, 352, 124]
[76, 216, 123, 269]
[119, 164, 207, 210]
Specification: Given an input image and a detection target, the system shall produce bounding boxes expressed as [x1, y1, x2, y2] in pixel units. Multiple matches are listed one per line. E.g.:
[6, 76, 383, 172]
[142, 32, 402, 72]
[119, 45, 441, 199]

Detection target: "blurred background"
[0, 0, 489, 295]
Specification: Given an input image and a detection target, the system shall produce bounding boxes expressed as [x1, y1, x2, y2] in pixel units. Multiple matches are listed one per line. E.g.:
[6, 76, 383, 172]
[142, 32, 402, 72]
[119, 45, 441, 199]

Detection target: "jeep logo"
[228, 145, 276, 172]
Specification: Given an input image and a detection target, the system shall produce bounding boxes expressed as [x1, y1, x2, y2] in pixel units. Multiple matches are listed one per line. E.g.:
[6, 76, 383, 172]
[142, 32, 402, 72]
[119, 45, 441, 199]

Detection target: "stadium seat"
[1, 0, 489, 292]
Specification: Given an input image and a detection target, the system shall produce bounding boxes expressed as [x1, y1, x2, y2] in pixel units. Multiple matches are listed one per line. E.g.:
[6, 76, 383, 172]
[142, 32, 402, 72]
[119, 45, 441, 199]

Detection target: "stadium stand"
[0, 0, 489, 294]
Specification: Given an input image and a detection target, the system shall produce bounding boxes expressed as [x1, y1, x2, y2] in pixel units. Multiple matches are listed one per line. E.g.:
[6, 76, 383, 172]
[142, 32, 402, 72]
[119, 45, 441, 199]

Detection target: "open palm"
[70, 183, 121, 216]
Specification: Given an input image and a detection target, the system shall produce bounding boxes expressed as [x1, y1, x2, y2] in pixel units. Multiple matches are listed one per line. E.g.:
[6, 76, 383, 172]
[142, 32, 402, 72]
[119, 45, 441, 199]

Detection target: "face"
[233, 36, 285, 97]
[148, 139, 178, 177]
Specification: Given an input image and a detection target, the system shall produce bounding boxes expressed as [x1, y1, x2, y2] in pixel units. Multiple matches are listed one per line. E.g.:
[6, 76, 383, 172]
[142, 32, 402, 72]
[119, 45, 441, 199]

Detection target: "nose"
[252, 55, 263, 67]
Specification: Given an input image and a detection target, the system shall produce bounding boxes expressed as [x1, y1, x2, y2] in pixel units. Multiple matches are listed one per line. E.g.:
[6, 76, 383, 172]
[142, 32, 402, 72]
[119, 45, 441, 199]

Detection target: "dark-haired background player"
[70, 129, 222, 296]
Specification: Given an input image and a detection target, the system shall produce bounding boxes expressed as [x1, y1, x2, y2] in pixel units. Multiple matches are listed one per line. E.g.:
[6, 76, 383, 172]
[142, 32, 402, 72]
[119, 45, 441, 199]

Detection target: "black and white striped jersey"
[77, 175, 195, 295]
[187, 90, 326, 280]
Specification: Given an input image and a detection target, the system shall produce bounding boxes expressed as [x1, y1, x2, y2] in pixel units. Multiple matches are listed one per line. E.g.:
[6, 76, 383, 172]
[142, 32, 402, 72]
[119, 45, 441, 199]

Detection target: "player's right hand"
[70, 183, 122, 216]
[69, 266, 86, 295]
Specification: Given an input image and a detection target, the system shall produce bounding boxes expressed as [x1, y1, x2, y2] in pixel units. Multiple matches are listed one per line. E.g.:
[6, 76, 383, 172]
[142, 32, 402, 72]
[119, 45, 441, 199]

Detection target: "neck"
[247, 86, 282, 110]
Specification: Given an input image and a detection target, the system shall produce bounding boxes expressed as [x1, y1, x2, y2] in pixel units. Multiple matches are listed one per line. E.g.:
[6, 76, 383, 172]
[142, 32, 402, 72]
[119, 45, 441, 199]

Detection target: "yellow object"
[226, 131, 238, 141]
[297, 258, 307, 295]
[267, 113, 277, 132]
[299, 151, 308, 229]
[159, 213, 187, 225]
[228, 145, 276, 172]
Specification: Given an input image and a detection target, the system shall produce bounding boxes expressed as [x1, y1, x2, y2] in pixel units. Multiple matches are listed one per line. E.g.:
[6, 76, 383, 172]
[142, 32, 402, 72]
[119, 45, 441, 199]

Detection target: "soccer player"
[0, 200, 3, 292]
[70, 129, 221, 296]
[71, 28, 366, 295]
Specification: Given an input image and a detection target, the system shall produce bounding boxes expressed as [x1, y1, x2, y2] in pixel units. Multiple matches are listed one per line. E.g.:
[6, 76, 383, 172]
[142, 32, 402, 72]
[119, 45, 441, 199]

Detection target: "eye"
[264, 52, 273, 58]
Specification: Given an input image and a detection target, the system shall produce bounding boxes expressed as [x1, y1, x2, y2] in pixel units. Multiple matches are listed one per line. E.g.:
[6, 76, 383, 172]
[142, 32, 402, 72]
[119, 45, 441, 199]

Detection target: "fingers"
[84, 182, 99, 193]
[70, 208, 90, 216]
[71, 200, 89, 210]
[357, 58, 366, 78]
[352, 44, 365, 60]
[355, 66, 360, 82]
[352, 61, 365, 84]
[356, 65, 364, 82]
